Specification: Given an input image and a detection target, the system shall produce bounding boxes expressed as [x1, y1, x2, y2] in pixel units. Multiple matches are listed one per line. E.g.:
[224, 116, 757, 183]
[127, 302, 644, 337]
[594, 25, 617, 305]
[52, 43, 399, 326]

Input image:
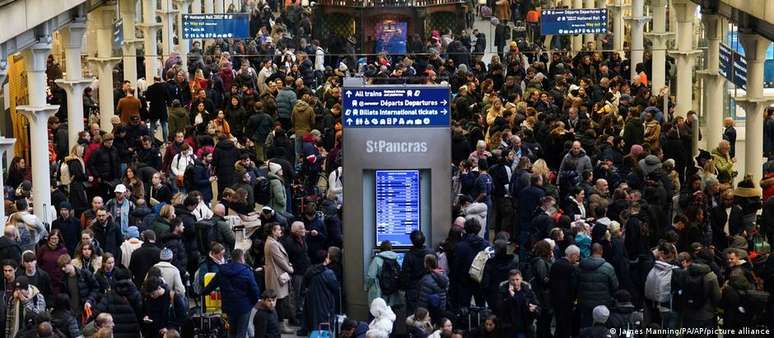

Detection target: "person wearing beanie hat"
[578, 305, 613, 338]
[6, 274, 45, 337]
[119, 226, 144, 269]
[151, 248, 186, 296]
[734, 175, 763, 228]
[52, 202, 81, 256]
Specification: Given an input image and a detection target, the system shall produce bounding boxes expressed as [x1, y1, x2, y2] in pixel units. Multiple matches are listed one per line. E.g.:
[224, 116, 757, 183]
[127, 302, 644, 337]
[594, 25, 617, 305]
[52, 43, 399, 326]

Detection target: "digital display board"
[182, 13, 250, 39]
[375, 170, 420, 246]
[342, 86, 450, 128]
[541, 8, 608, 35]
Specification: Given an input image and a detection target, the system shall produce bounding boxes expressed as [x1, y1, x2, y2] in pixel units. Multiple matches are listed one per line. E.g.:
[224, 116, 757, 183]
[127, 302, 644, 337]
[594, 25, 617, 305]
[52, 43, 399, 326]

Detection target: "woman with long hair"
[63, 145, 89, 216]
[122, 166, 145, 202]
[36, 229, 68, 295]
[94, 253, 119, 294]
[72, 240, 103, 273]
[6, 156, 29, 190]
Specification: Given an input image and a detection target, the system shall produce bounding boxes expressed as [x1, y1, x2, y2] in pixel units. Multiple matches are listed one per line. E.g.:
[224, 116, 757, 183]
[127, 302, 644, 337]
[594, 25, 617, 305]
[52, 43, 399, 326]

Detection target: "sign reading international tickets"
[541, 8, 608, 35]
[342, 86, 451, 128]
[182, 13, 250, 39]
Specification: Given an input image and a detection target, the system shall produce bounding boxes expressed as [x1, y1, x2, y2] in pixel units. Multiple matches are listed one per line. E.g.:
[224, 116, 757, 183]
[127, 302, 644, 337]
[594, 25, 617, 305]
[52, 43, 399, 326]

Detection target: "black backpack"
[682, 271, 708, 310]
[195, 220, 222, 256]
[379, 257, 401, 297]
[254, 176, 272, 205]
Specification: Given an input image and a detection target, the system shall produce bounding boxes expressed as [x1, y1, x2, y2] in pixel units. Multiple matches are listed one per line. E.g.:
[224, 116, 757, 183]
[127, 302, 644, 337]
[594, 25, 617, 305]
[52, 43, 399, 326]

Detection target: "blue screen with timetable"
[375, 170, 421, 247]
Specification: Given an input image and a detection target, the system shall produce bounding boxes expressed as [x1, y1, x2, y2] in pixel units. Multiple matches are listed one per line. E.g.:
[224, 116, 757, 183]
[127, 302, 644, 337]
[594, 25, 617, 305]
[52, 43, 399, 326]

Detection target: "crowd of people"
[3, 0, 774, 338]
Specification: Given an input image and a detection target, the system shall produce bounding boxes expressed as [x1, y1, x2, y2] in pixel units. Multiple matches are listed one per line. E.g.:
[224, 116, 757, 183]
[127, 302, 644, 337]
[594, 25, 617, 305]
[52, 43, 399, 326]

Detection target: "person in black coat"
[89, 210, 124, 265]
[52, 202, 82, 255]
[175, 196, 200, 275]
[146, 77, 170, 141]
[0, 226, 22, 264]
[482, 239, 518, 309]
[550, 245, 580, 338]
[93, 272, 143, 338]
[452, 219, 490, 309]
[59, 255, 100, 314]
[281, 221, 312, 326]
[400, 230, 434, 315]
[141, 276, 187, 338]
[51, 293, 83, 338]
[302, 255, 340, 333]
[87, 135, 121, 196]
[129, 231, 161, 287]
[497, 269, 540, 337]
[161, 219, 188, 279]
[709, 190, 744, 251]
[254, 289, 282, 338]
[212, 137, 241, 195]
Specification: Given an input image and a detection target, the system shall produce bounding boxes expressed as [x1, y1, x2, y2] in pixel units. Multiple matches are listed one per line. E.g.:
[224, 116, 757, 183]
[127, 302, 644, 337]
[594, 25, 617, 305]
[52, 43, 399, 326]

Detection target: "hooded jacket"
[577, 256, 618, 308]
[366, 251, 403, 307]
[681, 263, 722, 321]
[292, 100, 316, 137]
[559, 148, 593, 183]
[201, 261, 261, 315]
[368, 298, 397, 335]
[93, 278, 143, 338]
[303, 264, 340, 329]
[212, 139, 240, 188]
[276, 87, 297, 119]
[417, 270, 449, 311]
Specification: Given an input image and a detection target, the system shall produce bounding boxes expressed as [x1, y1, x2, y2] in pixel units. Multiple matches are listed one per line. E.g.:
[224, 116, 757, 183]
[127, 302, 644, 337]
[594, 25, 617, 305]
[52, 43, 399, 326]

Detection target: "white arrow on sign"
[346, 118, 353, 125]
[441, 109, 448, 115]
[345, 90, 352, 97]
[441, 99, 448, 106]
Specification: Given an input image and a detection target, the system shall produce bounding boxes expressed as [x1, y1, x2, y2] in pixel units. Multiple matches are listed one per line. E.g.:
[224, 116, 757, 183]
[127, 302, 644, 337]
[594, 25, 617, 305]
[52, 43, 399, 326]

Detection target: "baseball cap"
[114, 184, 127, 193]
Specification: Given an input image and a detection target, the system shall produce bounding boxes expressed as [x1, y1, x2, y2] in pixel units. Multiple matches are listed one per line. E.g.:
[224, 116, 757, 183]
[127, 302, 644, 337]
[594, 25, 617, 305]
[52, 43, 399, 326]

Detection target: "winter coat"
[185, 160, 212, 202]
[253, 306, 281, 338]
[303, 214, 328, 264]
[303, 264, 339, 329]
[577, 256, 619, 308]
[711, 147, 734, 179]
[36, 244, 67, 295]
[201, 262, 261, 315]
[400, 246, 434, 298]
[292, 100, 316, 137]
[300, 59, 315, 87]
[167, 107, 190, 138]
[0, 237, 21, 264]
[161, 233, 188, 274]
[89, 219, 124, 265]
[709, 204, 744, 250]
[129, 242, 161, 287]
[93, 279, 143, 338]
[264, 237, 293, 298]
[64, 158, 89, 213]
[281, 235, 311, 277]
[623, 117, 644, 149]
[88, 145, 121, 182]
[417, 270, 449, 311]
[681, 263, 722, 321]
[153, 261, 186, 296]
[246, 111, 274, 144]
[368, 298, 397, 335]
[530, 256, 553, 308]
[482, 253, 519, 307]
[463, 202, 488, 238]
[146, 82, 169, 121]
[50, 308, 81, 338]
[498, 282, 539, 333]
[62, 268, 99, 309]
[366, 251, 403, 306]
[143, 286, 187, 334]
[267, 172, 286, 213]
[559, 149, 593, 183]
[276, 87, 297, 119]
[212, 139, 241, 188]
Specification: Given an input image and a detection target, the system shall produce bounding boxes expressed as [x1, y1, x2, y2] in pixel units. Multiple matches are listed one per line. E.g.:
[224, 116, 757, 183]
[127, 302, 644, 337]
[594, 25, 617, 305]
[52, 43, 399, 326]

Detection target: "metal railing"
[317, 0, 465, 7]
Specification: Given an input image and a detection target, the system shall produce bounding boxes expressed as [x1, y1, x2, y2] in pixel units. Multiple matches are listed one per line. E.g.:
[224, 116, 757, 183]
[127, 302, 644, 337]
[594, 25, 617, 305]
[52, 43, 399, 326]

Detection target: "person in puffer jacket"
[417, 254, 449, 322]
[92, 270, 143, 338]
[577, 243, 619, 328]
[368, 298, 396, 336]
[643, 243, 678, 331]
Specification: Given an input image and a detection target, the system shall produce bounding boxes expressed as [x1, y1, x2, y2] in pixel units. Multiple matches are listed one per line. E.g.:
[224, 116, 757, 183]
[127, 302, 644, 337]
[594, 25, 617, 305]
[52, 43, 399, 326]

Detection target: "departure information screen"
[375, 170, 420, 246]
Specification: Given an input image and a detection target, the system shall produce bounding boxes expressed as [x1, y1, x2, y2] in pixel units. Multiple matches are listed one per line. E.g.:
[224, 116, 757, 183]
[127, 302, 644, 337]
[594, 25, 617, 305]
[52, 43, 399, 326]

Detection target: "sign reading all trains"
[342, 86, 451, 128]
[541, 8, 608, 35]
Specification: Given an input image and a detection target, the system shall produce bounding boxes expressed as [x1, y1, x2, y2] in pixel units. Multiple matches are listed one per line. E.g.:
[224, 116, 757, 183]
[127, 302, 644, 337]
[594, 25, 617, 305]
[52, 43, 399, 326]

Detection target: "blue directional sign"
[541, 8, 608, 35]
[375, 170, 420, 247]
[113, 18, 123, 49]
[182, 14, 250, 39]
[342, 86, 450, 128]
[719, 43, 747, 90]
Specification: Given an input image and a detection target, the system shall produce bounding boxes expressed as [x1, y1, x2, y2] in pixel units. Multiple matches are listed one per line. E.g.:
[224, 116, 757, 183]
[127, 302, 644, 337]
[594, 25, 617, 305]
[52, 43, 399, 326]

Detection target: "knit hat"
[160, 248, 174, 261]
[127, 226, 140, 239]
[734, 175, 762, 198]
[58, 201, 72, 210]
[592, 305, 610, 324]
[639, 155, 662, 176]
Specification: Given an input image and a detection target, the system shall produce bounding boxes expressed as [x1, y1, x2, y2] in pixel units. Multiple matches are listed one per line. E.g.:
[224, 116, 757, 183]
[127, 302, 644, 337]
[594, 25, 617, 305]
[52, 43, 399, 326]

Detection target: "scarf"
[5, 285, 40, 338]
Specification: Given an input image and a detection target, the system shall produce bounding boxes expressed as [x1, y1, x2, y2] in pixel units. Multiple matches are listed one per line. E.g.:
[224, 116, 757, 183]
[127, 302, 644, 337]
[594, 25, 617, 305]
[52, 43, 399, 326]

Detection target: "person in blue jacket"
[200, 249, 261, 338]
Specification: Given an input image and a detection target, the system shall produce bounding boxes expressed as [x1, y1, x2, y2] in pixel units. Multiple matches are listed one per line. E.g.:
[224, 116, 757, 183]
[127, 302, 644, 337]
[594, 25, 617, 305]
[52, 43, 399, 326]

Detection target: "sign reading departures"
[342, 86, 451, 128]
[182, 13, 250, 39]
[540, 8, 608, 36]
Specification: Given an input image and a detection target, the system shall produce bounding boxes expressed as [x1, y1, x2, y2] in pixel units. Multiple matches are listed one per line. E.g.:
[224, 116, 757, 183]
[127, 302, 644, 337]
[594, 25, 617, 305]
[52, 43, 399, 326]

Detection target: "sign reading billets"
[182, 14, 250, 39]
[719, 43, 748, 90]
[540, 8, 608, 35]
[342, 86, 451, 128]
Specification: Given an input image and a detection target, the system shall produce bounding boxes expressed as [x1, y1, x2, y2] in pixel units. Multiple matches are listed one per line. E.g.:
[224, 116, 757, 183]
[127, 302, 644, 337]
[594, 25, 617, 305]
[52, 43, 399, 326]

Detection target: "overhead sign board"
[342, 86, 450, 128]
[113, 18, 123, 49]
[541, 8, 608, 35]
[375, 170, 420, 246]
[719, 42, 747, 90]
[182, 13, 250, 39]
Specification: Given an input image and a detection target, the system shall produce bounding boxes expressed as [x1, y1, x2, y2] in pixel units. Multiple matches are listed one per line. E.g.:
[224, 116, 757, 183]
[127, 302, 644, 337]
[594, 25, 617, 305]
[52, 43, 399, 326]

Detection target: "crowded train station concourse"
[0, 0, 774, 337]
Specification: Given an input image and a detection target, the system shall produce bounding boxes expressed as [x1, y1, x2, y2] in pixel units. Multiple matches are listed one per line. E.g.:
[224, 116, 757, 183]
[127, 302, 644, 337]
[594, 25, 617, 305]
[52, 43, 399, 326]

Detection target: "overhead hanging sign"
[540, 8, 608, 35]
[342, 86, 450, 128]
[182, 13, 250, 39]
[719, 42, 747, 90]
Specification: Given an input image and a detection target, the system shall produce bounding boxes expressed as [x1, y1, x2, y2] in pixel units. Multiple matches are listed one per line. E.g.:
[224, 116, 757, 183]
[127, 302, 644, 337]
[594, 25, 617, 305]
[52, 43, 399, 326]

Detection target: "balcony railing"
[317, 0, 465, 8]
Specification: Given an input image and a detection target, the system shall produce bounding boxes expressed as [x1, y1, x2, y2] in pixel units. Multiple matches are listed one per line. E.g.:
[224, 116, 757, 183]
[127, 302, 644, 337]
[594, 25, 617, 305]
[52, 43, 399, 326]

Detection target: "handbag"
[279, 272, 291, 285]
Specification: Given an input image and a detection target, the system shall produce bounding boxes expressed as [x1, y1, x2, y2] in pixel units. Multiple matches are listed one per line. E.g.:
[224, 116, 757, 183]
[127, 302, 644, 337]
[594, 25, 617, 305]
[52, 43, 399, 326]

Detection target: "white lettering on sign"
[366, 140, 428, 153]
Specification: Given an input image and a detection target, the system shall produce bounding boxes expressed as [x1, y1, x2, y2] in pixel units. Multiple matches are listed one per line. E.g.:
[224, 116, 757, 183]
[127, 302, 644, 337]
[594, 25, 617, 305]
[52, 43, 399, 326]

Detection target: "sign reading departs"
[541, 8, 608, 35]
[182, 14, 250, 39]
[342, 86, 450, 128]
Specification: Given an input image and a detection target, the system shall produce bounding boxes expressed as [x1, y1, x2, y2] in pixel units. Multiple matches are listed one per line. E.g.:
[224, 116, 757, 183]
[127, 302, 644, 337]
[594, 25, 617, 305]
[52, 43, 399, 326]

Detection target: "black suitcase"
[182, 297, 227, 338]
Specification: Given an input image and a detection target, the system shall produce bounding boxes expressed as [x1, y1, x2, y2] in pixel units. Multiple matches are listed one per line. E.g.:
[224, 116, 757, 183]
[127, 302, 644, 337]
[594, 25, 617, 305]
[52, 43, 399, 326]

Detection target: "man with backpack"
[452, 219, 490, 310]
[400, 230, 434, 315]
[195, 204, 235, 257]
[366, 241, 402, 307]
[644, 243, 679, 332]
[673, 252, 721, 337]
